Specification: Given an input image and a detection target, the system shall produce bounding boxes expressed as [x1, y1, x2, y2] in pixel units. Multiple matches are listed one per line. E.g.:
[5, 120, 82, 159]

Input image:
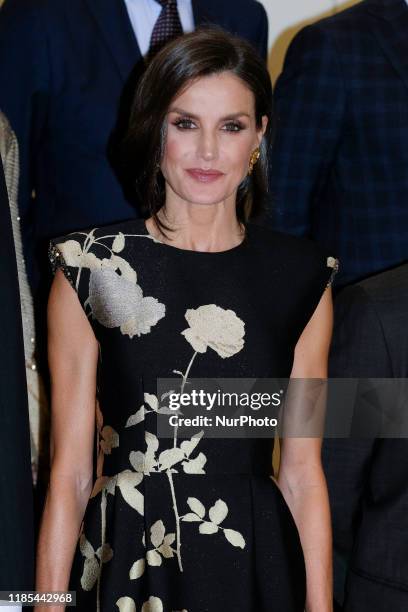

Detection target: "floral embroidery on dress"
[49, 228, 249, 610]
[49, 229, 165, 338]
[181, 304, 245, 358]
[116, 595, 188, 612]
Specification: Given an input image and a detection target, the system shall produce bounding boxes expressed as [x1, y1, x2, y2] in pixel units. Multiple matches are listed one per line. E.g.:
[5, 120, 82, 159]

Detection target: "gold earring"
[248, 147, 260, 175]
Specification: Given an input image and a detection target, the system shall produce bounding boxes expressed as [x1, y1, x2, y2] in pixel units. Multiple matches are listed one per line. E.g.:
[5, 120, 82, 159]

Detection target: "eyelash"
[172, 118, 244, 132]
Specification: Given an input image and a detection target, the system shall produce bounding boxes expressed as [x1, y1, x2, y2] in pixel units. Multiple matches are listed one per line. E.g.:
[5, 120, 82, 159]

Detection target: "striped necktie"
[148, 0, 183, 57]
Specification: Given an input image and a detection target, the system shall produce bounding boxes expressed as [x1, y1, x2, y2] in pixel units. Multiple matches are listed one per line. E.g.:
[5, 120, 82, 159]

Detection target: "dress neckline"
[141, 218, 250, 256]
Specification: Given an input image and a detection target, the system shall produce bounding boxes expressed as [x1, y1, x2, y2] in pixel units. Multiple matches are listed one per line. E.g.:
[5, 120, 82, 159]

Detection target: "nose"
[196, 129, 219, 162]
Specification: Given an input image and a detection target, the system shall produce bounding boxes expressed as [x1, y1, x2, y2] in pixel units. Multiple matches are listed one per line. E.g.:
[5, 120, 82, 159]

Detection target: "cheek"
[223, 140, 253, 180]
[162, 134, 190, 170]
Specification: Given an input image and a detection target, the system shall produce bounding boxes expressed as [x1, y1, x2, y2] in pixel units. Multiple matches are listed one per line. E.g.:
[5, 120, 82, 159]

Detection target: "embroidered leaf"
[129, 558, 145, 580]
[116, 470, 144, 515]
[105, 475, 117, 496]
[79, 533, 95, 559]
[158, 447, 185, 470]
[144, 393, 159, 411]
[223, 528, 246, 549]
[80, 557, 99, 591]
[158, 542, 174, 558]
[158, 406, 175, 415]
[145, 431, 159, 453]
[129, 450, 145, 473]
[116, 596, 136, 612]
[182, 452, 207, 474]
[163, 533, 176, 546]
[57, 239, 102, 270]
[180, 431, 204, 457]
[126, 405, 145, 427]
[146, 549, 162, 566]
[100, 425, 119, 454]
[150, 520, 165, 548]
[186, 497, 205, 519]
[199, 521, 219, 535]
[181, 513, 202, 522]
[209, 499, 228, 525]
[160, 390, 176, 400]
[112, 232, 125, 253]
[141, 596, 164, 612]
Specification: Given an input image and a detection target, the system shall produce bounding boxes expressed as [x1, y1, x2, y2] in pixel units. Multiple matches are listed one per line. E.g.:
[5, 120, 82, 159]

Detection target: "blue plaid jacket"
[267, 0, 408, 288]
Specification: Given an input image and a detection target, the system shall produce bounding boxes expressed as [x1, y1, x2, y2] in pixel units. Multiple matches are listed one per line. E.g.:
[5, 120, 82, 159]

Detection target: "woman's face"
[160, 71, 268, 207]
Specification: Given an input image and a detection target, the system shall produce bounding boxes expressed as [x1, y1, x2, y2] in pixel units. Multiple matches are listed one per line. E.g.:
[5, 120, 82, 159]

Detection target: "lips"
[186, 168, 225, 183]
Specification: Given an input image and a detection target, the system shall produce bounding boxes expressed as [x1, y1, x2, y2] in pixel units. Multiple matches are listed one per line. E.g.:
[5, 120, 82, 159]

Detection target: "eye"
[222, 121, 245, 132]
[172, 118, 197, 130]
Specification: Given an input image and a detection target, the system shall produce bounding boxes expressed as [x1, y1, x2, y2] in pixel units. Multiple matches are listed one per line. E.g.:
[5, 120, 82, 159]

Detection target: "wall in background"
[258, 0, 360, 82]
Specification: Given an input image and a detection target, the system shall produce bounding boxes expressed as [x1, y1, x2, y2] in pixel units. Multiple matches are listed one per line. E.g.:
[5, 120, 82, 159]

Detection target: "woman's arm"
[277, 287, 334, 612]
[35, 269, 99, 611]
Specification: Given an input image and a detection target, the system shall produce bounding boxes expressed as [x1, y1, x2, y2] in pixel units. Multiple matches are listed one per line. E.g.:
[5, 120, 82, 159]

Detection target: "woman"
[36, 28, 338, 612]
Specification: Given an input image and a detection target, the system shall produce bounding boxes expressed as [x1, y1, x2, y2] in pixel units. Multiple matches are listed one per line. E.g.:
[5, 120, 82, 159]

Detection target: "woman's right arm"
[35, 269, 99, 611]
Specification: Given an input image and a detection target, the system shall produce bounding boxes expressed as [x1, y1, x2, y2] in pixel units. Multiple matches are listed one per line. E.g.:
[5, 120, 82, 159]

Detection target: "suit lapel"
[84, 0, 142, 82]
[366, 0, 408, 91]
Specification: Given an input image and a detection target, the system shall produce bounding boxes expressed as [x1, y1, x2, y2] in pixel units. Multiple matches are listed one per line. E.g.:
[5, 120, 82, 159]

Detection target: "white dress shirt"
[123, 0, 195, 57]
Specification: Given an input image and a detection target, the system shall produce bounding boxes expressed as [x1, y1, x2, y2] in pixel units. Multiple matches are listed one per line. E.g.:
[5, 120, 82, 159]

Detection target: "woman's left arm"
[277, 286, 334, 612]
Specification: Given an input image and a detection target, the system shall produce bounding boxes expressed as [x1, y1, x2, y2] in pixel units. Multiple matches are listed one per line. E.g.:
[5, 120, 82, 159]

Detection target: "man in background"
[324, 263, 408, 610]
[267, 0, 408, 289]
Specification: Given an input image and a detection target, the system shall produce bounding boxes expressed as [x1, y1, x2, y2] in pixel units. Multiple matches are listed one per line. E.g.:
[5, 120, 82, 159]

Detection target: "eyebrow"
[168, 107, 251, 120]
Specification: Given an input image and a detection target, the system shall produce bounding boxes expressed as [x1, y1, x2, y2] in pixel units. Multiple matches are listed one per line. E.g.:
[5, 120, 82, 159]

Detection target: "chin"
[182, 189, 230, 206]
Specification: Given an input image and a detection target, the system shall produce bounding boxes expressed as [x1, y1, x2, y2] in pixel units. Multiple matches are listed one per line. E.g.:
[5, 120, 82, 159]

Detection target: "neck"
[147, 202, 245, 253]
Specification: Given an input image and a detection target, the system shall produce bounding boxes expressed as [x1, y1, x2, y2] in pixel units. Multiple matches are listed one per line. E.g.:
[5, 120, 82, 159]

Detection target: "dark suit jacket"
[0, 160, 34, 590]
[267, 0, 408, 288]
[0, 0, 268, 296]
[322, 263, 408, 611]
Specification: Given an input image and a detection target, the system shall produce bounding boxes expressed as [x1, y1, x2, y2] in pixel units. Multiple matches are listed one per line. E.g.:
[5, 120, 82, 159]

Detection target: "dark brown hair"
[122, 26, 273, 237]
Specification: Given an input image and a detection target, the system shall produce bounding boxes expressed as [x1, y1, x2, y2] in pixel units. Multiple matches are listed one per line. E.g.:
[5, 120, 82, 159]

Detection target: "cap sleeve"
[48, 231, 91, 314]
[288, 240, 340, 346]
[326, 255, 340, 288]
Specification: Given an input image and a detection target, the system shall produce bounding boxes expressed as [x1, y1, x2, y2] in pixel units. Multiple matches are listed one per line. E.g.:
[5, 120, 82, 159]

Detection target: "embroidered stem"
[96, 488, 107, 612]
[173, 351, 198, 448]
[167, 469, 183, 572]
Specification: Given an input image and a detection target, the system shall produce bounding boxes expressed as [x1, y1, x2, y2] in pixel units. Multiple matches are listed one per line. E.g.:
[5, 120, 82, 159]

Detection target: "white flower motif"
[181, 304, 245, 358]
[86, 268, 165, 338]
[56, 232, 166, 338]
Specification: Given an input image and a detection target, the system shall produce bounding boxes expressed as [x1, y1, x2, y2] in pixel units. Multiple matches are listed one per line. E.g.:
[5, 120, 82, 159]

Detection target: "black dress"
[48, 218, 338, 612]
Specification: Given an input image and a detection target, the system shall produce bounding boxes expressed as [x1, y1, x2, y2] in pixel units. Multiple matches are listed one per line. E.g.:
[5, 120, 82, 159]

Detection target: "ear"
[256, 115, 269, 147]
